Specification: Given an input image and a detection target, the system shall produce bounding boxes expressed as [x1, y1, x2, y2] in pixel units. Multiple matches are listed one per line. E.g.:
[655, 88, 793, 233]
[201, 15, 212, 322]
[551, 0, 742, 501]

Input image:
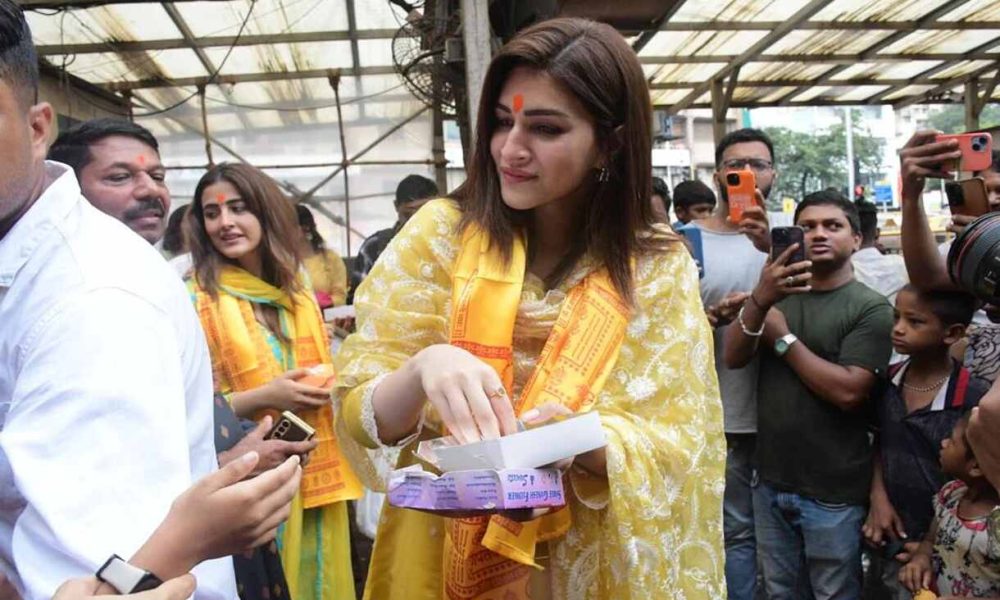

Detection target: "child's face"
[892, 289, 949, 355]
[940, 418, 974, 480]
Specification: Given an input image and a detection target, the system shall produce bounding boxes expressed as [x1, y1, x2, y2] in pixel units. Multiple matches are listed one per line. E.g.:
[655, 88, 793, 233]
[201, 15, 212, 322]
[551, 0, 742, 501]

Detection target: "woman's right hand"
[412, 344, 518, 444]
[261, 369, 330, 413]
[899, 551, 932, 593]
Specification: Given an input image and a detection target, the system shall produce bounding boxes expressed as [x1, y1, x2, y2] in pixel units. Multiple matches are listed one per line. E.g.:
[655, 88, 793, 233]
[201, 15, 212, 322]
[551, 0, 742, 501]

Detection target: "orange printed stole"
[192, 267, 362, 508]
[443, 225, 630, 600]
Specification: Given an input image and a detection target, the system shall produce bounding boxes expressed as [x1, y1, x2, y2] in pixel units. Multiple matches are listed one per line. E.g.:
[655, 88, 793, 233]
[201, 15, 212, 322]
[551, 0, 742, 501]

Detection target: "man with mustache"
[48, 119, 169, 244]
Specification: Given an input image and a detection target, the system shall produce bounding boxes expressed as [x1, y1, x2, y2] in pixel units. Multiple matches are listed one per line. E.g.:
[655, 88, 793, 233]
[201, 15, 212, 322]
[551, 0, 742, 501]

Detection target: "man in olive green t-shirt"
[724, 190, 894, 600]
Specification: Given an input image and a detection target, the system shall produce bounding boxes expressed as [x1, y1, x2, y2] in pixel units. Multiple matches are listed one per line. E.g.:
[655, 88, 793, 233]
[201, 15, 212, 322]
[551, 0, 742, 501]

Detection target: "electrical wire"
[200, 81, 408, 112]
[129, 0, 258, 117]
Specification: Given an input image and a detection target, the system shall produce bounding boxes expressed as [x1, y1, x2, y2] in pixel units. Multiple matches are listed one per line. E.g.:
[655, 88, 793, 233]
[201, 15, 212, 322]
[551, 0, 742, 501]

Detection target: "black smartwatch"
[96, 555, 163, 594]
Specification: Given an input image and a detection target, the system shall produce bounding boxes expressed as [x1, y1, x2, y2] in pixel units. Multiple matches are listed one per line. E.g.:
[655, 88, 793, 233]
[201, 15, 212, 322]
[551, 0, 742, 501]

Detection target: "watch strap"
[96, 555, 163, 594]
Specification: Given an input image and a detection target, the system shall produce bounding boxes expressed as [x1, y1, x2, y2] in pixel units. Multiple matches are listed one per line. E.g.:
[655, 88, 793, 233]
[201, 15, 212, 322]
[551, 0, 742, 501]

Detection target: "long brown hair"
[454, 17, 675, 305]
[186, 162, 302, 297]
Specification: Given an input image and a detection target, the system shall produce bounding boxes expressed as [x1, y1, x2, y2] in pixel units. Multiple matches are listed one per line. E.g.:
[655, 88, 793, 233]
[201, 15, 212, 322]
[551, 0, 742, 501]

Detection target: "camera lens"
[726, 173, 740, 186]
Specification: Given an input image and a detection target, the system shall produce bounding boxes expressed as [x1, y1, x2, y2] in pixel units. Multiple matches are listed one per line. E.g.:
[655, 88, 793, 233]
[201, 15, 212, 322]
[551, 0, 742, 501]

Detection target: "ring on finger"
[486, 386, 507, 402]
[785, 276, 795, 286]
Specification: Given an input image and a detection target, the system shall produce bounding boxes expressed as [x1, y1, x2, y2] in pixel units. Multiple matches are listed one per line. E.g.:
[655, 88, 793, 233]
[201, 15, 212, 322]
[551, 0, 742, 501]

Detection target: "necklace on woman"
[902, 373, 950, 393]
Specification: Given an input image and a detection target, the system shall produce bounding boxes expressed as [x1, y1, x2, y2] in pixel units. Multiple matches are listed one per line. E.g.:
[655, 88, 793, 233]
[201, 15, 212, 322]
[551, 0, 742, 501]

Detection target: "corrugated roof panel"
[177, 0, 348, 37]
[650, 89, 692, 105]
[201, 41, 354, 75]
[811, 0, 953, 22]
[245, 111, 286, 130]
[148, 48, 210, 80]
[638, 31, 718, 56]
[25, 3, 181, 46]
[881, 84, 937, 100]
[932, 59, 995, 79]
[938, 0, 1000, 22]
[651, 63, 727, 84]
[740, 62, 837, 82]
[791, 85, 834, 102]
[765, 29, 896, 55]
[357, 39, 394, 67]
[879, 29, 1000, 54]
[59, 52, 143, 82]
[831, 85, 891, 101]
[830, 60, 942, 80]
[671, 0, 810, 22]
[205, 112, 246, 132]
[757, 87, 800, 103]
[354, 1, 407, 29]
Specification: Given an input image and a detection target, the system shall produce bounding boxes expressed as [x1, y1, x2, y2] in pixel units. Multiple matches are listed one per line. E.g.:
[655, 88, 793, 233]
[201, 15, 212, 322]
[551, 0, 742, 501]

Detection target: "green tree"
[762, 117, 886, 210]
[926, 103, 1000, 134]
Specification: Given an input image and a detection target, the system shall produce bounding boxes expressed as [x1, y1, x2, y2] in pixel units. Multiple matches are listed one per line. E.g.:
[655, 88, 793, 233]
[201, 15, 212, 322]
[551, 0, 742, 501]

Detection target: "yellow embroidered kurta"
[332, 199, 726, 600]
[304, 250, 348, 306]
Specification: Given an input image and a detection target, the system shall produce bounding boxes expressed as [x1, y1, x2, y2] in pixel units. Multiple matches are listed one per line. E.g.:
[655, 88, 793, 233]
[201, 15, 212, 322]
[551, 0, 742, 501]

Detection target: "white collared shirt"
[0, 163, 236, 600]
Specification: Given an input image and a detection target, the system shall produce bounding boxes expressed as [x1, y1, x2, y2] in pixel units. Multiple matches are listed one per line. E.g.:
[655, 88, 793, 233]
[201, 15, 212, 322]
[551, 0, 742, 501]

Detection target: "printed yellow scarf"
[443, 226, 631, 600]
[192, 266, 363, 508]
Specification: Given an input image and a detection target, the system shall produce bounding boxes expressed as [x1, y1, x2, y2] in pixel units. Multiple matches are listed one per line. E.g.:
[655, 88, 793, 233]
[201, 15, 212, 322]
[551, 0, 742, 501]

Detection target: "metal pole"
[461, 0, 491, 133]
[965, 78, 981, 131]
[845, 106, 855, 202]
[198, 85, 214, 167]
[300, 106, 429, 201]
[330, 76, 353, 256]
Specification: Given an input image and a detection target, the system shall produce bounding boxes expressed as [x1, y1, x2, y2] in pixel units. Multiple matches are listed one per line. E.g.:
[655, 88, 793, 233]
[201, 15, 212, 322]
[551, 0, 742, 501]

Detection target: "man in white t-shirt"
[0, 5, 236, 599]
[853, 200, 908, 304]
[690, 128, 773, 600]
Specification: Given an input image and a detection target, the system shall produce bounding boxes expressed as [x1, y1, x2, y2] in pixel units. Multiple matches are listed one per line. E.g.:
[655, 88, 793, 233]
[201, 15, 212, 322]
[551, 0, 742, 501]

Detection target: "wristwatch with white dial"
[96, 555, 163, 594]
[774, 333, 799, 357]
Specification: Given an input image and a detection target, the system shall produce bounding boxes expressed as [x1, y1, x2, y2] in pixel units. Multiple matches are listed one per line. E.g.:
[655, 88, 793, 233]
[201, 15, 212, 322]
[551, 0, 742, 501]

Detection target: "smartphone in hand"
[678, 224, 705, 279]
[946, 177, 991, 217]
[726, 169, 758, 222]
[935, 132, 992, 174]
[771, 226, 807, 267]
[266, 411, 316, 442]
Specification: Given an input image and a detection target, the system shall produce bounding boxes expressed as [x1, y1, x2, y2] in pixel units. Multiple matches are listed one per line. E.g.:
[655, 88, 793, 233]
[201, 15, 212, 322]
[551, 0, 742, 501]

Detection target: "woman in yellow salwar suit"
[185, 163, 361, 600]
[333, 17, 726, 600]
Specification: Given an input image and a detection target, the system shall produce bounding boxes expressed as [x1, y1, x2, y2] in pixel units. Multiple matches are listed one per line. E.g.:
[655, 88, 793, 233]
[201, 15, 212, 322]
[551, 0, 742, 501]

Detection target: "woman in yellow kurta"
[185, 163, 362, 600]
[332, 17, 725, 600]
[296, 204, 348, 308]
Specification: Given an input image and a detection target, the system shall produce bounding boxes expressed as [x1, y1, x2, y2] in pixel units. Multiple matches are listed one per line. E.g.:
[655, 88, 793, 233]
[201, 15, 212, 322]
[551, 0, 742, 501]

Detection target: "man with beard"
[48, 119, 312, 600]
[48, 119, 170, 244]
[685, 128, 773, 600]
[724, 190, 894, 599]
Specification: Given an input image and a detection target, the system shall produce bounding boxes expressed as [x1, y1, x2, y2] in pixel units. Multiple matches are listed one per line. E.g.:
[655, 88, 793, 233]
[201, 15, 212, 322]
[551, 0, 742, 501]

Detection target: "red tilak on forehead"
[216, 192, 226, 202]
[137, 155, 146, 165]
[512, 93, 524, 113]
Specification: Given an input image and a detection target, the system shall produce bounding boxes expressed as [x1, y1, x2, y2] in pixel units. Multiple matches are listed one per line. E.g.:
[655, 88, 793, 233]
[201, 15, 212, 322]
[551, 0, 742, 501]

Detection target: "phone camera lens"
[726, 173, 740, 186]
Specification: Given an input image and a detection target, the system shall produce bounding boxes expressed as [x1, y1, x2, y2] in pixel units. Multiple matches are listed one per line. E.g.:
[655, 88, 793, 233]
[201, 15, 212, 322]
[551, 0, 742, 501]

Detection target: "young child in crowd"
[865, 285, 989, 598]
[899, 409, 1000, 597]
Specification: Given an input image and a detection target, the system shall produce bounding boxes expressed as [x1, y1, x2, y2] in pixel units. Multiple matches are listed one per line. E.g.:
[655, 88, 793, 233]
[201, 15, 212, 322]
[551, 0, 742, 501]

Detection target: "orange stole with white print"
[191, 267, 362, 508]
[443, 225, 630, 600]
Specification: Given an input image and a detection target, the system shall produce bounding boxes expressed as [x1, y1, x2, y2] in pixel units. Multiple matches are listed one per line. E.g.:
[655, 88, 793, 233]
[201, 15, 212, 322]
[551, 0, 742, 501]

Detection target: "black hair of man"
[395, 174, 438, 207]
[652, 176, 670, 213]
[794, 189, 861, 234]
[714, 127, 775, 167]
[673, 179, 716, 209]
[856, 200, 878, 247]
[899, 283, 978, 328]
[0, 0, 38, 109]
[48, 118, 160, 179]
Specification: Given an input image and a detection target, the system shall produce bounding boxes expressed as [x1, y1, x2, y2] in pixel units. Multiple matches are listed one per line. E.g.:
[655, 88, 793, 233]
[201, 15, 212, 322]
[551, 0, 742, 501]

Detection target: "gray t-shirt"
[694, 224, 769, 433]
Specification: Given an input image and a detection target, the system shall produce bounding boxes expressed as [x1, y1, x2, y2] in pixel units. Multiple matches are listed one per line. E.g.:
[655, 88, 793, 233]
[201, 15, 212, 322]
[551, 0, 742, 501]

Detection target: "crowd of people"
[5, 1, 1000, 599]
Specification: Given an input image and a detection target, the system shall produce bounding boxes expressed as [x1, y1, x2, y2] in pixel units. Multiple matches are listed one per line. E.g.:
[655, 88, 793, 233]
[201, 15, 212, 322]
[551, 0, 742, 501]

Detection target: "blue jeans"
[753, 480, 865, 600]
[724, 433, 758, 600]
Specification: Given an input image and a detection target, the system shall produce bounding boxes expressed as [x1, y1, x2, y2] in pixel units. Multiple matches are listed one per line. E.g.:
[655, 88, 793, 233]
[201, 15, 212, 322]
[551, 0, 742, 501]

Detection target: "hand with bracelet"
[735, 244, 811, 342]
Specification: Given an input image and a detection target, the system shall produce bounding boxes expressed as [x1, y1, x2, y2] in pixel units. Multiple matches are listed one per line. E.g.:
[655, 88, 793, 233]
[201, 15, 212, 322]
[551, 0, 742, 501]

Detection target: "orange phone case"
[936, 132, 993, 173]
[298, 364, 336, 391]
[727, 169, 758, 222]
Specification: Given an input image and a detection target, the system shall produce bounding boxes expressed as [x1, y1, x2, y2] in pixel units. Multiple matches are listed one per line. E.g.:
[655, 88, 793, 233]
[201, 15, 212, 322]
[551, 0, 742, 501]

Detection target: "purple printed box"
[387, 465, 566, 514]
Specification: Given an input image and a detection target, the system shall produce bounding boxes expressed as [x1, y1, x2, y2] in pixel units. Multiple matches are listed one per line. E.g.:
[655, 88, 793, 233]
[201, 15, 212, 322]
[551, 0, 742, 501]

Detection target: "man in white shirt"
[853, 200, 907, 304]
[0, 4, 236, 599]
